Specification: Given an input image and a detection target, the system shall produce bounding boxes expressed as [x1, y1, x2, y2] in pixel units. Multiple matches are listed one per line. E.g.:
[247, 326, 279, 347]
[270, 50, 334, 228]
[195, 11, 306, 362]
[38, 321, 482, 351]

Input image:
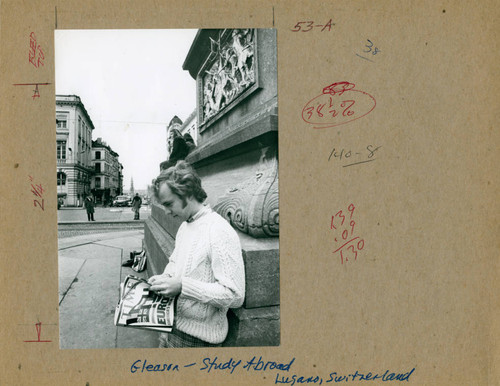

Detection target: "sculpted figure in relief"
[202, 29, 255, 122]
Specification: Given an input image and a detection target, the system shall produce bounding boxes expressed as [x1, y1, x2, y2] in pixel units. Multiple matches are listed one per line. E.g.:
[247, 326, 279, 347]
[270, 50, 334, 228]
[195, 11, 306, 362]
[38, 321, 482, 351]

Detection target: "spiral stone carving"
[214, 147, 279, 238]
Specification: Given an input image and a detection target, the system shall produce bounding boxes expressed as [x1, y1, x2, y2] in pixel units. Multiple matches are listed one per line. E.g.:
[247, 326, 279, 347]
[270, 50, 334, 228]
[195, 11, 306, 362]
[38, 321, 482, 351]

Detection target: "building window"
[95, 163, 101, 173]
[57, 140, 66, 159]
[95, 151, 101, 160]
[95, 177, 101, 188]
[56, 119, 67, 129]
[57, 172, 66, 186]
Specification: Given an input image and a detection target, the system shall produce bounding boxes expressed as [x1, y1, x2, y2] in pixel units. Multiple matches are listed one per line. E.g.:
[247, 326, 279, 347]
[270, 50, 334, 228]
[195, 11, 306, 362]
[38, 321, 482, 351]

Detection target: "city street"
[57, 205, 160, 348]
[58, 230, 160, 349]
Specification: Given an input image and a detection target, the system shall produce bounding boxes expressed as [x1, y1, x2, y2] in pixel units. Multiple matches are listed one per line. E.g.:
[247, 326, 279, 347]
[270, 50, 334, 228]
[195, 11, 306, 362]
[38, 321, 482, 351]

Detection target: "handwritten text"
[331, 204, 365, 264]
[355, 39, 381, 63]
[130, 356, 295, 375]
[291, 20, 334, 32]
[29, 175, 44, 211]
[328, 145, 382, 167]
[302, 82, 376, 129]
[29, 32, 45, 68]
[128, 357, 415, 385]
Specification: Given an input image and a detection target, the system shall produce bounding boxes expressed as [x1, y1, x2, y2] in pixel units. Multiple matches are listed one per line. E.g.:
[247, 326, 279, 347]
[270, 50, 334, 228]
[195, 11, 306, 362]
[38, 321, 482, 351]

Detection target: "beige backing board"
[0, 0, 498, 385]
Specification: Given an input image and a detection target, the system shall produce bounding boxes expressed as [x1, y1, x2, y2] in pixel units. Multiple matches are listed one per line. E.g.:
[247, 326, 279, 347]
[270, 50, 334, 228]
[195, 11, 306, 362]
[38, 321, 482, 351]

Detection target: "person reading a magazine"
[148, 161, 245, 348]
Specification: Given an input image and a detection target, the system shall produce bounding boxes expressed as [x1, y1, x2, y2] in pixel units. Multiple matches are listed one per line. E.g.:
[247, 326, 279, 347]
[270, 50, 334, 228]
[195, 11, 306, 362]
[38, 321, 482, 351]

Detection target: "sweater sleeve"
[181, 221, 245, 309]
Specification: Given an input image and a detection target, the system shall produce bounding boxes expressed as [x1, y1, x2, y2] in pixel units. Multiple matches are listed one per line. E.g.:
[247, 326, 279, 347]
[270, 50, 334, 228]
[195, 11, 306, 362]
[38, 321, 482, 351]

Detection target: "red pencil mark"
[31, 183, 44, 197]
[28, 175, 45, 210]
[323, 81, 356, 96]
[331, 203, 365, 264]
[29, 32, 45, 68]
[13, 83, 51, 86]
[24, 322, 51, 343]
[13, 83, 51, 99]
[302, 82, 376, 129]
[333, 237, 359, 254]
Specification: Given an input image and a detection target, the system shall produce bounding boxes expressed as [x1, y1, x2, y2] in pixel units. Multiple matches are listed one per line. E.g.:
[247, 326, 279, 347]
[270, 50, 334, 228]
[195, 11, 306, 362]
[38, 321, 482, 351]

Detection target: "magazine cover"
[114, 275, 175, 332]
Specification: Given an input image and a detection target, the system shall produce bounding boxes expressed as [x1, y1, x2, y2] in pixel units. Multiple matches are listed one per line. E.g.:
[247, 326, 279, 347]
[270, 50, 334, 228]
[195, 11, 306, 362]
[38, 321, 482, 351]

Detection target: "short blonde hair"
[154, 161, 207, 203]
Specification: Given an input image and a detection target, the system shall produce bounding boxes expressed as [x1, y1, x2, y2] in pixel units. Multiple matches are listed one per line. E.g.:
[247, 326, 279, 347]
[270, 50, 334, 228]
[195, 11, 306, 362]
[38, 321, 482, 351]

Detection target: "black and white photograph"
[56, 28, 279, 349]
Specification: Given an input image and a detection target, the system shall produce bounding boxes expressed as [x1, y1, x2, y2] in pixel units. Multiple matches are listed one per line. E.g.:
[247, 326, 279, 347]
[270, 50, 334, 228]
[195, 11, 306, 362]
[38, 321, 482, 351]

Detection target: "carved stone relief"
[213, 145, 279, 238]
[201, 29, 255, 124]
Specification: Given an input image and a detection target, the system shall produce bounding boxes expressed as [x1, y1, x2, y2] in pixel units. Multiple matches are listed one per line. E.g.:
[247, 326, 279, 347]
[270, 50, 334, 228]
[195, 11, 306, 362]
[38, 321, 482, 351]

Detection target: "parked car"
[113, 195, 131, 207]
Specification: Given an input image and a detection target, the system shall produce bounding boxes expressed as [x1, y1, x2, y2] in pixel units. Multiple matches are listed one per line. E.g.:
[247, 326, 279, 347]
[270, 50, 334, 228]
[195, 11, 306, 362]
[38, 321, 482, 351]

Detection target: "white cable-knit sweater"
[163, 210, 245, 344]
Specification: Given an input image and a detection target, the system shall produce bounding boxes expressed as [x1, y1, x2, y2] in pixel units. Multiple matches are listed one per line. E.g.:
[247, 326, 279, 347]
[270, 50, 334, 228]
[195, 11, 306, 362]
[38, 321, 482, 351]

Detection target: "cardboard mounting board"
[0, 0, 498, 384]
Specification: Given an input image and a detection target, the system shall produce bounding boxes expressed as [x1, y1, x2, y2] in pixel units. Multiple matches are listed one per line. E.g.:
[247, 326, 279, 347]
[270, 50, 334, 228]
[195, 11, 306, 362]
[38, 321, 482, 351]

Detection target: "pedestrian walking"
[148, 161, 245, 347]
[84, 195, 95, 221]
[131, 193, 142, 220]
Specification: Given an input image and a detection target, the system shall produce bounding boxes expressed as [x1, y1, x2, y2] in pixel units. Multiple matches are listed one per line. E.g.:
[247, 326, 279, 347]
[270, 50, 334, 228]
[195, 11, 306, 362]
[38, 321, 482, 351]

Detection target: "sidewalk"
[58, 230, 160, 349]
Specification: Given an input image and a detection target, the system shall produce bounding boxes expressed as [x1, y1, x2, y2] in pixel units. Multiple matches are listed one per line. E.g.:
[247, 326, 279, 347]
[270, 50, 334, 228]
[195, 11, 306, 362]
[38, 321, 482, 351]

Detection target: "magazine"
[114, 275, 175, 332]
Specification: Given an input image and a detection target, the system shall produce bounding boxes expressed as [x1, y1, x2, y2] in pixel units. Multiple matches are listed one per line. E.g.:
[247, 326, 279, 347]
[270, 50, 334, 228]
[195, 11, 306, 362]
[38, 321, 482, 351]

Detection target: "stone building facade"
[144, 29, 279, 346]
[56, 95, 94, 207]
[91, 138, 123, 204]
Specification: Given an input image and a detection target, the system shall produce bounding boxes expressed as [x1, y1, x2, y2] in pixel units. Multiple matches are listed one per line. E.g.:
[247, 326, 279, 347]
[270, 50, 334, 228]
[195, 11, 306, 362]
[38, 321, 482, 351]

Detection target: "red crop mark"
[302, 82, 376, 129]
[13, 83, 51, 99]
[24, 322, 51, 343]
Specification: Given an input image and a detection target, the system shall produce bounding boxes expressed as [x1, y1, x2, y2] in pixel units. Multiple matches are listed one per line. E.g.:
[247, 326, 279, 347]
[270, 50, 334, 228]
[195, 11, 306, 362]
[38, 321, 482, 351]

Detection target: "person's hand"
[147, 274, 164, 285]
[148, 274, 182, 298]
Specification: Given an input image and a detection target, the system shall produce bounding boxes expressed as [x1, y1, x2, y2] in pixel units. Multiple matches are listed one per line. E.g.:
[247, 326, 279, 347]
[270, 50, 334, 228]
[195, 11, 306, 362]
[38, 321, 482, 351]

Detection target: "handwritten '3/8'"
[363, 39, 380, 55]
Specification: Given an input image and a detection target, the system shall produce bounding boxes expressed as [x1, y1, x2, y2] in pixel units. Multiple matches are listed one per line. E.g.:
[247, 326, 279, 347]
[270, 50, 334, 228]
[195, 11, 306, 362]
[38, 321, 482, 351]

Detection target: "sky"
[55, 29, 198, 190]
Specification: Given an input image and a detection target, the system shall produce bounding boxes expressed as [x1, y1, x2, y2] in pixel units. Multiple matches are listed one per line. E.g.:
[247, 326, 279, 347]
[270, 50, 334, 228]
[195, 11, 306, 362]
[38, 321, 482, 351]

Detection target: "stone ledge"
[239, 232, 279, 308]
[144, 218, 175, 277]
[187, 113, 277, 165]
[224, 306, 280, 347]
